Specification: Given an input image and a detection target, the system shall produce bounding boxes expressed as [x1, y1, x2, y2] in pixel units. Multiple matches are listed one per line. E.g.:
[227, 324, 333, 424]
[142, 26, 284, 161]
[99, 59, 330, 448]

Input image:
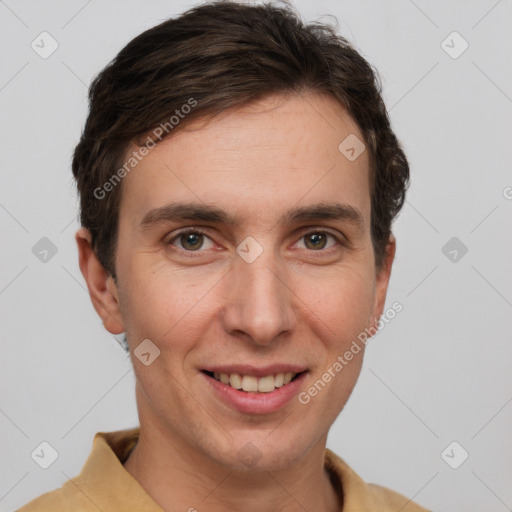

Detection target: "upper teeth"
[213, 372, 297, 393]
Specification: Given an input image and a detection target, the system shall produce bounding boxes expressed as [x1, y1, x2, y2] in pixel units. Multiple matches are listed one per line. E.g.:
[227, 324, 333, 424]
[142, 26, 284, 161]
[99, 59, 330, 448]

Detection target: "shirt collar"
[73, 428, 386, 511]
[73, 428, 162, 511]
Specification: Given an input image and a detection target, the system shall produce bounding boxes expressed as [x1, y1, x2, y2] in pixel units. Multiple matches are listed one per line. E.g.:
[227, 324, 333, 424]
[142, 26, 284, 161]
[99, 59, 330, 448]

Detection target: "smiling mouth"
[202, 370, 304, 393]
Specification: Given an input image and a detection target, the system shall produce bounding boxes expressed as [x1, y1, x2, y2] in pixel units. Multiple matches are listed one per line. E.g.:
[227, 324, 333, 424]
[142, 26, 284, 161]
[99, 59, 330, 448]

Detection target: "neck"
[123, 420, 341, 512]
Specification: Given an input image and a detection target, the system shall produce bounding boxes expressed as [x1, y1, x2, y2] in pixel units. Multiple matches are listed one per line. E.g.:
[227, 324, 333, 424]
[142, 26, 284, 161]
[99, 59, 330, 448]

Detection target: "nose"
[220, 246, 296, 346]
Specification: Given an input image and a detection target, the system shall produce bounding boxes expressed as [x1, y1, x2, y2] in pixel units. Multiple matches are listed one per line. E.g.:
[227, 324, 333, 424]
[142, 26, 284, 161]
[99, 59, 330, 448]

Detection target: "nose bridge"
[221, 244, 295, 345]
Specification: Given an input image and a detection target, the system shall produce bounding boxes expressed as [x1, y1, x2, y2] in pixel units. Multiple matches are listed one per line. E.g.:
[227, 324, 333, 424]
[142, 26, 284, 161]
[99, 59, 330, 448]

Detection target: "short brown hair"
[72, 0, 409, 278]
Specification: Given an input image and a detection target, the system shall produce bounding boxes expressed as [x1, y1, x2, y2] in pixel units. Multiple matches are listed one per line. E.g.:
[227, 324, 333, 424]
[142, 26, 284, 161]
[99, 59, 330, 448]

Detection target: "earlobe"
[75, 227, 125, 335]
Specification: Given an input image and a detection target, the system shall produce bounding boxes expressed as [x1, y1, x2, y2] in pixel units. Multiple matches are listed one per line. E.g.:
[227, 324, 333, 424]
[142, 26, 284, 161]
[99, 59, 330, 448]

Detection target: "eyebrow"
[139, 201, 364, 232]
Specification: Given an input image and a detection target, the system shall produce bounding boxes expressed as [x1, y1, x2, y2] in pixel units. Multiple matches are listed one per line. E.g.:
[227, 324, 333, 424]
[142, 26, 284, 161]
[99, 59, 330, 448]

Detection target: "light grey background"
[1, 1, 511, 511]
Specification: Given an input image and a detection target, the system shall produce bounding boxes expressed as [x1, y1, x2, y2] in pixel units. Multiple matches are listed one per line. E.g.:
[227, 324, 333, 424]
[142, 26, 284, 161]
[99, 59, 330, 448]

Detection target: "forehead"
[119, 92, 371, 229]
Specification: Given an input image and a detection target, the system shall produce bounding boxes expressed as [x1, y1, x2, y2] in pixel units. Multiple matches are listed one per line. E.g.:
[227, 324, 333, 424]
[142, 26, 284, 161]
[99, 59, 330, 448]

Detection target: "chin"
[217, 432, 316, 473]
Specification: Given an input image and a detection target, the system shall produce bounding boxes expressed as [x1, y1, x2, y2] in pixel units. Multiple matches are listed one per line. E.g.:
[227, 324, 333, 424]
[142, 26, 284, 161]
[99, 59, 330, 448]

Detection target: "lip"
[201, 364, 308, 378]
[201, 369, 308, 415]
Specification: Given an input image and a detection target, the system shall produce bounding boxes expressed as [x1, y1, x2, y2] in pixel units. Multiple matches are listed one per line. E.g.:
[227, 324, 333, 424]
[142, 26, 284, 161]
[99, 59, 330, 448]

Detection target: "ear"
[75, 227, 125, 335]
[370, 234, 396, 328]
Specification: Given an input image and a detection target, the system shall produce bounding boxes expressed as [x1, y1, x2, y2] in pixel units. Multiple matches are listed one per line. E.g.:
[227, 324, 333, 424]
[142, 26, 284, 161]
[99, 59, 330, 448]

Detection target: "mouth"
[200, 365, 309, 414]
[201, 370, 305, 393]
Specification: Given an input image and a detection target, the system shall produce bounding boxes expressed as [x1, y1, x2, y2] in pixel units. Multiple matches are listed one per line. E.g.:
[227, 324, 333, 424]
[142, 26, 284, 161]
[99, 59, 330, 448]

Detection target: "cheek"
[299, 266, 376, 348]
[118, 258, 216, 351]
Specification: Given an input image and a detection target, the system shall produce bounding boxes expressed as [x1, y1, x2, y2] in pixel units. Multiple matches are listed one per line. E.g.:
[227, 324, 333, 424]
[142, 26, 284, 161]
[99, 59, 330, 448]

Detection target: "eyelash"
[166, 227, 345, 256]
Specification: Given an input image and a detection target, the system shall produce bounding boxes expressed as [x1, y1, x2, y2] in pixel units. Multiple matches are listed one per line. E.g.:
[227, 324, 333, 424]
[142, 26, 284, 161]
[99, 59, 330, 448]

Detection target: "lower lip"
[202, 372, 308, 414]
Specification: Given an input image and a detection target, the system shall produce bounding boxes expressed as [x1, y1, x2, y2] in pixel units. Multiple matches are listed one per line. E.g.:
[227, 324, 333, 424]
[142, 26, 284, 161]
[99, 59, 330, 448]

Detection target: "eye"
[168, 229, 215, 252]
[166, 228, 344, 255]
[296, 230, 340, 251]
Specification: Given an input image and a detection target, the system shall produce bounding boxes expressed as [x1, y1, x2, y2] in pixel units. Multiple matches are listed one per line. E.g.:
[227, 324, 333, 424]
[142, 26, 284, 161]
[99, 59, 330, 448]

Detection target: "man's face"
[92, 93, 394, 471]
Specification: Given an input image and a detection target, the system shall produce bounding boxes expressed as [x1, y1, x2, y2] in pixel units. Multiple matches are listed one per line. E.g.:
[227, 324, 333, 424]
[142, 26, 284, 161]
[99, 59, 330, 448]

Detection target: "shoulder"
[17, 484, 90, 512]
[325, 448, 431, 512]
[17, 428, 142, 512]
[366, 482, 431, 512]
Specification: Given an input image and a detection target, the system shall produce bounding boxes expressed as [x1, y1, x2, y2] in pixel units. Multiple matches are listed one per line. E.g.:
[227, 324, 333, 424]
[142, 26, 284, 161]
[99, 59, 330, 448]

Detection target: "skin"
[76, 92, 396, 512]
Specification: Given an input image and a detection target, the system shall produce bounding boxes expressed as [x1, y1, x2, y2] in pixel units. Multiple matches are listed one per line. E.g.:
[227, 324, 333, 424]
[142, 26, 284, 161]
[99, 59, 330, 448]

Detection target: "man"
[19, 1, 429, 510]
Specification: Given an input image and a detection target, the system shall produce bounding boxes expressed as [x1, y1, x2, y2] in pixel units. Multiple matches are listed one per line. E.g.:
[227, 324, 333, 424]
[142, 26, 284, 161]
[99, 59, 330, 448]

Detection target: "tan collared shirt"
[18, 428, 430, 511]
